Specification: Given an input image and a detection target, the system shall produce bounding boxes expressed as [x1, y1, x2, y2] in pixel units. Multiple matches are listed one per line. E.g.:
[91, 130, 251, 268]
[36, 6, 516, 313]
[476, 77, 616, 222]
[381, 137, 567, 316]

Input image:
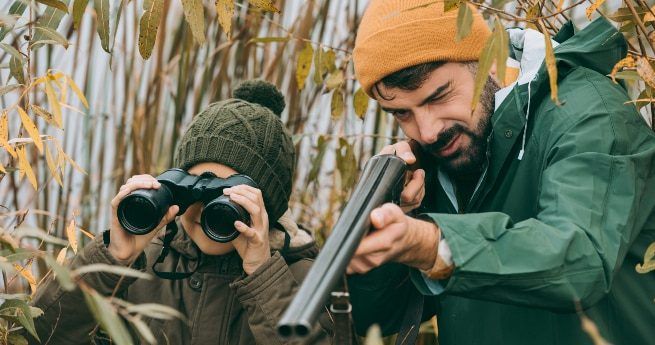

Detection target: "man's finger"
[401, 169, 425, 204]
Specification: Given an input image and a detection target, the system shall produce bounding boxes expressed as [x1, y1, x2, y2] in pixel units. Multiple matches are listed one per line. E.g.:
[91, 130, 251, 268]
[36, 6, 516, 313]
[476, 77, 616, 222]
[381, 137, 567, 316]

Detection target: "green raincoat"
[349, 18, 655, 345]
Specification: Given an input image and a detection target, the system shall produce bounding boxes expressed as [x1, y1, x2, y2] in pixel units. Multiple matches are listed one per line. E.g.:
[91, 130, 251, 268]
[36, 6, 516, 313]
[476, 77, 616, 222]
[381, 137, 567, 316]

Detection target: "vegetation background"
[0, 0, 654, 344]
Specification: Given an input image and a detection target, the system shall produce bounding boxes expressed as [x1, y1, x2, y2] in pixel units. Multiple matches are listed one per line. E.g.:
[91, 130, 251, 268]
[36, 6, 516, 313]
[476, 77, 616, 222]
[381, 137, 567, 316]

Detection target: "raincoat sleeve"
[413, 102, 655, 312]
[30, 235, 147, 344]
[230, 251, 333, 345]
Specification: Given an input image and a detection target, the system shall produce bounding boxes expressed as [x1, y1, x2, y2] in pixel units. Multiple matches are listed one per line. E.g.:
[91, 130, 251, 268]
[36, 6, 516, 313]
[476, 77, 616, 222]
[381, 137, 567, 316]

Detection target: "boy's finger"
[235, 221, 257, 239]
[224, 187, 259, 203]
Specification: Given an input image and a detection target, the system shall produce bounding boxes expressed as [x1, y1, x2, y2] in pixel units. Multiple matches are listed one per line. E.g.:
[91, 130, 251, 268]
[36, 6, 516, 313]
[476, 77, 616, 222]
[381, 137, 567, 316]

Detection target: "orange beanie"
[354, 1, 491, 97]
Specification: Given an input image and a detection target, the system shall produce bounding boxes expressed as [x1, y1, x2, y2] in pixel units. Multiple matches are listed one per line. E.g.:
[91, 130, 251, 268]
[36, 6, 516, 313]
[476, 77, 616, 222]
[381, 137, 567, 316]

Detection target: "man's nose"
[415, 109, 444, 144]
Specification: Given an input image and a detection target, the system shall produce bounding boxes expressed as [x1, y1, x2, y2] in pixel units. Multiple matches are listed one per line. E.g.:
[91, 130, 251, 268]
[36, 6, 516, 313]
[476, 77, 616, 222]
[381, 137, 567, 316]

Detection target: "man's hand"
[379, 141, 426, 213]
[347, 203, 439, 274]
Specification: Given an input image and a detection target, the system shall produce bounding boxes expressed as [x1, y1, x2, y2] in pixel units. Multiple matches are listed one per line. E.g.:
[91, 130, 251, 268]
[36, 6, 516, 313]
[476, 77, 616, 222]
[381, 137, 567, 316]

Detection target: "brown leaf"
[139, 0, 164, 59]
[17, 107, 44, 154]
[296, 43, 313, 90]
[636, 56, 655, 89]
[215, 0, 234, 39]
[66, 75, 89, 108]
[249, 0, 279, 13]
[13, 263, 37, 294]
[31, 105, 58, 128]
[56, 247, 68, 265]
[181, 0, 206, 44]
[539, 20, 559, 104]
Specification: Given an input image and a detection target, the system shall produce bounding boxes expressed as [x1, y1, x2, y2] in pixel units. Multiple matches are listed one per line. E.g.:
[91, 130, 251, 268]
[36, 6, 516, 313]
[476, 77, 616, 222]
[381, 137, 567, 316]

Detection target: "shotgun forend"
[277, 154, 407, 339]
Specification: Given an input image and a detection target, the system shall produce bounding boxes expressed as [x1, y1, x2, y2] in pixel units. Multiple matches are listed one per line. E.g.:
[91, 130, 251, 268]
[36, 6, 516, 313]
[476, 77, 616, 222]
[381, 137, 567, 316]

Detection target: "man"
[347, 1, 655, 344]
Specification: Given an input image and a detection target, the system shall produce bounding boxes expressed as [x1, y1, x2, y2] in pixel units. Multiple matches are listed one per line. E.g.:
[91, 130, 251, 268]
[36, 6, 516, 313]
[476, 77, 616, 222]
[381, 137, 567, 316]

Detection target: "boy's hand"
[109, 175, 179, 263]
[223, 185, 271, 275]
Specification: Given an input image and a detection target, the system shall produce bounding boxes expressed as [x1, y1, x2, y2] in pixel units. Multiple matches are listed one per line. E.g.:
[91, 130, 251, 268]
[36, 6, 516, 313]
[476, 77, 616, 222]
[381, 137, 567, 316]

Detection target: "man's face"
[376, 62, 499, 175]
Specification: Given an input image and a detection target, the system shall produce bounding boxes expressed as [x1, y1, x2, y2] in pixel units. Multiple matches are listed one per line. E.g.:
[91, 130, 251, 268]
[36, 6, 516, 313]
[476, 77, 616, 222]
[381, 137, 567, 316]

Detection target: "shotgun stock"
[278, 154, 407, 338]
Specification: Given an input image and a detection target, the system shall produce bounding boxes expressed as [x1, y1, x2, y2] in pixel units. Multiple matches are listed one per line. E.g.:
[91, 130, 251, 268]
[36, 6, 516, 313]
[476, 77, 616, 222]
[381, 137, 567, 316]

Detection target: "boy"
[31, 80, 332, 344]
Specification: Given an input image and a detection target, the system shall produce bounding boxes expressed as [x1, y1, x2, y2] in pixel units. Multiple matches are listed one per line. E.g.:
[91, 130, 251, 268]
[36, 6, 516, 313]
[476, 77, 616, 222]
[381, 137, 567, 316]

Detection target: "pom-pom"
[233, 80, 286, 117]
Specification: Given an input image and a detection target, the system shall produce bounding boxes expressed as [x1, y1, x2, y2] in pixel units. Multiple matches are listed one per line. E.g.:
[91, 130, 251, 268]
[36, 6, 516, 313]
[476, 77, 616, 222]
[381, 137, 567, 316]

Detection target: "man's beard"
[422, 77, 501, 176]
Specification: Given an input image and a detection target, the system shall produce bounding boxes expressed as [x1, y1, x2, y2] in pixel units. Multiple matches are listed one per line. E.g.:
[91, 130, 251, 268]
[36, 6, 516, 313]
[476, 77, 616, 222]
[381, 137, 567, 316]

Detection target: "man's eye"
[391, 111, 409, 119]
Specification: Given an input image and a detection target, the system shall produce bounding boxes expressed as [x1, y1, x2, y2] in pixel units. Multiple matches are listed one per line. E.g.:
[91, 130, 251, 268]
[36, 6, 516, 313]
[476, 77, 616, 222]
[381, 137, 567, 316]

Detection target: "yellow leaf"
[444, 0, 460, 12]
[353, 88, 369, 119]
[139, 0, 164, 59]
[586, 0, 606, 20]
[46, 145, 63, 186]
[636, 242, 655, 274]
[325, 70, 344, 91]
[249, 0, 279, 13]
[645, 6, 655, 23]
[0, 162, 4, 174]
[610, 55, 635, 83]
[17, 107, 44, 154]
[539, 21, 559, 104]
[56, 247, 68, 265]
[78, 227, 95, 239]
[313, 47, 324, 84]
[181, 0, 206, 45]
[331, 89, 344, 119]
[16, 146, 37, 189]
[31, 105, 59, 127]
[296, 43, 313, 90]
[66, 76, 89, 108]
[64, 152, 87, 174]
[215, 0, 234, 40]
[0, 111, 17, 158]
[45, 77, 62, 128]
[636, 56, 655, 89]
[13, 263, 37, 294]
[557, 0, 565, 11]
[66, 219, 78, 254]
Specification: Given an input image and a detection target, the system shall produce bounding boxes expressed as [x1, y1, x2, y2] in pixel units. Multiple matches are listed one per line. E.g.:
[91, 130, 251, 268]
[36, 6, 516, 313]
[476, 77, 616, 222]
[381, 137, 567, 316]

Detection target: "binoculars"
[117, 169, 258, 242]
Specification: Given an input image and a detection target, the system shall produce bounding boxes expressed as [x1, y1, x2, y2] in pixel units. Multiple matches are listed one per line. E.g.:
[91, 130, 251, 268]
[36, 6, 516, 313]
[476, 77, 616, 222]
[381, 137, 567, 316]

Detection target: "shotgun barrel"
[277, 154, 406, 338]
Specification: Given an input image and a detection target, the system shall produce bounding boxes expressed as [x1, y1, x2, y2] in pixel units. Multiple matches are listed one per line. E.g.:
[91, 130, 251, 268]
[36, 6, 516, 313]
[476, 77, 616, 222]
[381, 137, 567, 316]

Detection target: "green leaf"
[139, 0, 164, 59]
[248, 36, 289, 44]
[0, 299, 40, 342]
[336, 138, 357, 192]
[308, 135, 328, 184]
[495, 19, 509, 88]
[353, 87, 369, 118]
[181, 0, 206, 44]
[72, 0, 89, 29]
[296, 43, 314, 90]
[73, 263, 152, 280]
[313, 47, 325, 84]
[471, 29, 496, 111]
[36, 0, 69, 12]
[31, 26, 69, 48]
[130, 316, 156, 344]
[43, 254, 75, 291]
[9, 56, 25, 85]
[325, 70, 344, 91]
[0, 1, 28, 41]
[612, 70, 640, 81]
[94, 0, 110, 52]
[0, 43, 25, 63]
[455, 3, 473, 42]
[8, 333, 29, 345]
[608, 7, 648, 22]
[31, 0, 70, 50]
[82, 289, 134, 345]
[125, 303, 186, 321]
[444, 0, 460, 12]
[331, 89, 344, 119]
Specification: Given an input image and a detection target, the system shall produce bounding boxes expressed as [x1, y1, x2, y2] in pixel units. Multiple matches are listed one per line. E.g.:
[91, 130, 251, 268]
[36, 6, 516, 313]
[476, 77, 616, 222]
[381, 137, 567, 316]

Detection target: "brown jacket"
[31, 212, 333, 344]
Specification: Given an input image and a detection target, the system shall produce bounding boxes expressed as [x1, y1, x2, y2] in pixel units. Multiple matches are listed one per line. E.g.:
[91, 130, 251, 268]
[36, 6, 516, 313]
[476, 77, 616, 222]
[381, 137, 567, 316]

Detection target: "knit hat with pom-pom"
[174, 80, 295, 223]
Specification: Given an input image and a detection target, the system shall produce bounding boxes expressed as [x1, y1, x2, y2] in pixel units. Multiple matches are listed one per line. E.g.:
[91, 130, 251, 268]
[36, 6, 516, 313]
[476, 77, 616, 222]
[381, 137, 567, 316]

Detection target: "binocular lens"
[118, 187, 173, 235]
[201, 195, 250, 242]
